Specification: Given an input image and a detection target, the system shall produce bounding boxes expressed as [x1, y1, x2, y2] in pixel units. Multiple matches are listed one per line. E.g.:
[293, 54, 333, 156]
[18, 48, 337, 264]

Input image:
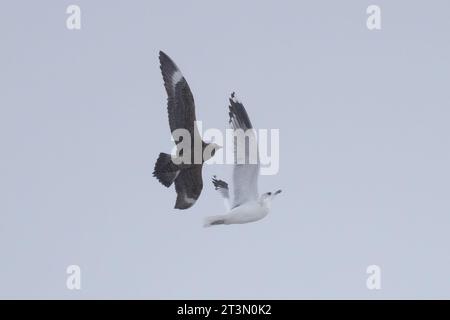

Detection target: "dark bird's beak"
[274, 189, 282, 196]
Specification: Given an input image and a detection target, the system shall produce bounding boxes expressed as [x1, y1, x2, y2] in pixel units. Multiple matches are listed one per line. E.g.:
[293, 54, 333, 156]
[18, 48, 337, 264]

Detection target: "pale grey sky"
[1, 0, 450, 299]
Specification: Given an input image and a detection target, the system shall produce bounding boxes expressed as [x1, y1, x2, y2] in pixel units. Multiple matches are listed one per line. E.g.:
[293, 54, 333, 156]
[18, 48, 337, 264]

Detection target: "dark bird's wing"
[159, 51, 201, 143]
[228, 93, 260, 209]
[174, 166, 203, 209]
[159, 51, 204, 209]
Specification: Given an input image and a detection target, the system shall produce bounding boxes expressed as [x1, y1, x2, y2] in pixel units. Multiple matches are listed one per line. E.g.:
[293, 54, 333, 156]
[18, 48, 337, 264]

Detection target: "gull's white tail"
[203, 214, 228, 228]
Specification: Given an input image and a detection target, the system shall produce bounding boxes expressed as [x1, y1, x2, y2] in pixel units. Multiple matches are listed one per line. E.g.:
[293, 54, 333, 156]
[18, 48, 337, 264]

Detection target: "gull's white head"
[259, 189, 282, 205]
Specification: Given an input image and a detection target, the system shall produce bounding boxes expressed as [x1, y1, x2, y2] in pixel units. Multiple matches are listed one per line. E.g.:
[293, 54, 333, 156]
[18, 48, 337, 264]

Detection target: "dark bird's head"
[203, 141, 222, 161]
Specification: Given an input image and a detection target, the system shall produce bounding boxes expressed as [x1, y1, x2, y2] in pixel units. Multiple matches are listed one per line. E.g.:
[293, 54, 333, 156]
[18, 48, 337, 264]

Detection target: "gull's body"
[204, 93, 281, 227]
[205, 200, 269, 226]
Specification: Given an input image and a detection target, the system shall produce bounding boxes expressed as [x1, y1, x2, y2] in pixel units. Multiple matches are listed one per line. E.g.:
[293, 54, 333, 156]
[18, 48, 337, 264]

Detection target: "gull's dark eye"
[267, 192, 272, 196]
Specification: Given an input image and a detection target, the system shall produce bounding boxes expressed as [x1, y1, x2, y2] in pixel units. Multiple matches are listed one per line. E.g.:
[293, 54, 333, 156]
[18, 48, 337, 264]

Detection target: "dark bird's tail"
[153, 153, 180, 187]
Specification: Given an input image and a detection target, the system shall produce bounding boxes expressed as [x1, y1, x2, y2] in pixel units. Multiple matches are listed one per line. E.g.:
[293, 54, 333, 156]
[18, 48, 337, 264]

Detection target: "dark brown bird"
[153, 51, 221, 209]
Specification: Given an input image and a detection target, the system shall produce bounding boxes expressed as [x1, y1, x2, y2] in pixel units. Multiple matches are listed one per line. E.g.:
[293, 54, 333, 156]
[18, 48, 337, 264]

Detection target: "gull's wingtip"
[230, 91, 240, 104]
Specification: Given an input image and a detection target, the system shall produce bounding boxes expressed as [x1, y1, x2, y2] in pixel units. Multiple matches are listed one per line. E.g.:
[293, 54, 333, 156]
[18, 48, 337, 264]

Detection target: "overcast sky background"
[1, 0, 450, 299]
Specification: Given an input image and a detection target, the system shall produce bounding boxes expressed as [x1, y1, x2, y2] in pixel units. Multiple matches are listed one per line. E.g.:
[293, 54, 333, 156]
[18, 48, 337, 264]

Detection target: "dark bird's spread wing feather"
[159, 51, 201, 142]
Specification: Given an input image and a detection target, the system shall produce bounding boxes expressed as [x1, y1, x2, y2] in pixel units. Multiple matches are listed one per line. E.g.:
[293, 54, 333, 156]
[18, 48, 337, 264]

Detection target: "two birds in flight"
[153, 51, 281, 227]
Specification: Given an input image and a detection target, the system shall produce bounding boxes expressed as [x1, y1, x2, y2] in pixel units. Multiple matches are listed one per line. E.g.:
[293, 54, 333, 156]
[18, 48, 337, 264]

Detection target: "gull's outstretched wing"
[228, 93, 259, 208]
[212, 175, 230, 211]
[159, 51, 201, 145]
